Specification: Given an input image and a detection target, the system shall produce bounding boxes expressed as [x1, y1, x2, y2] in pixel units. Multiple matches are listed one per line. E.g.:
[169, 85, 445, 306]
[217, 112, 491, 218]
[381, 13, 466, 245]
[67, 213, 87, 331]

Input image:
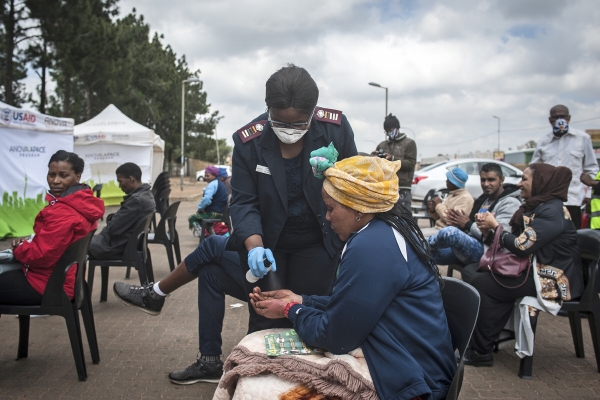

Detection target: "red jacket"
[13, 186, 105, 299]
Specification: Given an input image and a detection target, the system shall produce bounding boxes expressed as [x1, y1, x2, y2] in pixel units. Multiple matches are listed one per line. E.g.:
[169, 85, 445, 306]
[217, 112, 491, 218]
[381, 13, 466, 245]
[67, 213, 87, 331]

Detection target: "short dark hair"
[48, 150, 84, 174]
[384, 114, 400, 130]
[116, 162, 142, 182]
[265, 64, 319, 115]
[480, 163, 503, 177]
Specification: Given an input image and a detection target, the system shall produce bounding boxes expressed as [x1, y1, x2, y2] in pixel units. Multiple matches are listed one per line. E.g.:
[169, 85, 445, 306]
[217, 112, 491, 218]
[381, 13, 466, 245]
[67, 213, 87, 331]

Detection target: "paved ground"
[1, 182, 598, 399]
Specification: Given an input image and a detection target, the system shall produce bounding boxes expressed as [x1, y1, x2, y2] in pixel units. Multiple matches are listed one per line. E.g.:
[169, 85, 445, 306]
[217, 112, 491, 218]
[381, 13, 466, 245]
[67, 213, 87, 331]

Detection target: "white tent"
[74, 104, 165, 205]
[0, 101, 74, 239]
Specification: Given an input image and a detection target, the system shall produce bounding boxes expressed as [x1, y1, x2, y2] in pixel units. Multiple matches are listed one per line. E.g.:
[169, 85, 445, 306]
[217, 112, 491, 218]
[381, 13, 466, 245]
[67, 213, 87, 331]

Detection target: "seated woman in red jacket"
[0, 150, 104, 305]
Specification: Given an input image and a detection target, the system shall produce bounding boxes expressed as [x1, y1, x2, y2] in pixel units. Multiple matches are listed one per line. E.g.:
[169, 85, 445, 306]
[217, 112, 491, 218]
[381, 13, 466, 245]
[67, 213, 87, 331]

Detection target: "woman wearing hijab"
[250, 156, 456, 400]
[466, 163, 585, 366]
[188, 165, 228, 236]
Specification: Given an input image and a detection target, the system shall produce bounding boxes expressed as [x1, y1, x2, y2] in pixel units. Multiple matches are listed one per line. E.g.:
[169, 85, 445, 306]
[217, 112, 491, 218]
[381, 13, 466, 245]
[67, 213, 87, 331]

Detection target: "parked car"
[196, 165, 231, 181]
[411, 158, 523, 201]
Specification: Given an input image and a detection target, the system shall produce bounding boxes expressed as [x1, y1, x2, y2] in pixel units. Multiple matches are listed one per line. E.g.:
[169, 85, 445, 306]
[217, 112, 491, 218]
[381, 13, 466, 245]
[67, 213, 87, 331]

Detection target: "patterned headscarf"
[323, 156, 401, 213]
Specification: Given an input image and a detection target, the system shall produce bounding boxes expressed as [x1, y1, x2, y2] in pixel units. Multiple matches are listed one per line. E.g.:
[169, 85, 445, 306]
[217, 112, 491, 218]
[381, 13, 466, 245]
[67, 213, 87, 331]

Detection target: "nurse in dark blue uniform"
[228, 65, 357, 332]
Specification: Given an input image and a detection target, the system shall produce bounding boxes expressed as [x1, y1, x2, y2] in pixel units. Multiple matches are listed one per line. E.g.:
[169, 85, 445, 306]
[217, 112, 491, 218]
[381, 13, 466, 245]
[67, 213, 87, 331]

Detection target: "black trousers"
[241, 242, 339, 333]
[468, 268, 536, 354]
[0, 267, 44, 305]
[566, 205, 581, 230]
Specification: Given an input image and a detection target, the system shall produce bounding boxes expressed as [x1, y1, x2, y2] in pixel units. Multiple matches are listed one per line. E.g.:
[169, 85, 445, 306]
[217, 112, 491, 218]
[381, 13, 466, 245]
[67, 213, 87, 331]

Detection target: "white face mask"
[271, 126, 308, 144]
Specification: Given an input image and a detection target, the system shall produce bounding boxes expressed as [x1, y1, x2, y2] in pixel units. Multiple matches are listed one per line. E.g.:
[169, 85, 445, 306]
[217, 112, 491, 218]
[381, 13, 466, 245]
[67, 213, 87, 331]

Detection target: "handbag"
[477, 225, 532, 289]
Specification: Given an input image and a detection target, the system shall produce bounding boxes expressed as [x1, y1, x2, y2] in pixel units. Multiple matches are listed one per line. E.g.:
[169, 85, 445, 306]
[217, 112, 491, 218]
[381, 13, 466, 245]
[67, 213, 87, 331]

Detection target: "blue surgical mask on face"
[553, 118, 569, 137]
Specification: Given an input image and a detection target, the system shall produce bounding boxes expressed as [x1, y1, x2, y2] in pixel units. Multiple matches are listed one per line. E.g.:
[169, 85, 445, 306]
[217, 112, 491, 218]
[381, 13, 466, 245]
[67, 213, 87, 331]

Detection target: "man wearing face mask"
[370, 114, 417, 214]
[229, 64, 357, 333]
[531, 105, 598, 229]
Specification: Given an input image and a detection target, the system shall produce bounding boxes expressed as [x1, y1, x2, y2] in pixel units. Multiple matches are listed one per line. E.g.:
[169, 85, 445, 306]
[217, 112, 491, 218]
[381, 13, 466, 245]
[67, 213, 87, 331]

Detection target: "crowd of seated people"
[424, 161, 588, 368]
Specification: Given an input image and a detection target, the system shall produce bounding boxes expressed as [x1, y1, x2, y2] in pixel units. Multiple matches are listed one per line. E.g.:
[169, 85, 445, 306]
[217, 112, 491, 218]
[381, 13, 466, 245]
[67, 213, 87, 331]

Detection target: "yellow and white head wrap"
[323, 156, 401, 213]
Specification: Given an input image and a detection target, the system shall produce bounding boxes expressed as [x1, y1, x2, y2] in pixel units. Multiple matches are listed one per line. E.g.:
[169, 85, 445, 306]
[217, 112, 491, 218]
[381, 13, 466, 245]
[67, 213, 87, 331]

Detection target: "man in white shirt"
[531, 104, 599, 228]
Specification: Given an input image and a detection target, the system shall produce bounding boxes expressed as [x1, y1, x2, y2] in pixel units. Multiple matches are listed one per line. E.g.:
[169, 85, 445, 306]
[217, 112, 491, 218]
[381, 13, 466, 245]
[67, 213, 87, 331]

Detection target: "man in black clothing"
[88, 163, 156, 260]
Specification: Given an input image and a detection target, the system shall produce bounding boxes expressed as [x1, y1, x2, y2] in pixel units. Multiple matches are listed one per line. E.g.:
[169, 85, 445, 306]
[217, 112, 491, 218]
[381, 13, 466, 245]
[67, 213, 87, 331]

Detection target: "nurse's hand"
[248, 247, 276, 278]
[251, 298, 287, 319]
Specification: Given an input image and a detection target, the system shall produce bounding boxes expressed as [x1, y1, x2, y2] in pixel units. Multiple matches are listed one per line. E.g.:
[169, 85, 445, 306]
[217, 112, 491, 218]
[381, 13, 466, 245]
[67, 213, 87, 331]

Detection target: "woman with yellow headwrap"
[250, 155, 456, 400]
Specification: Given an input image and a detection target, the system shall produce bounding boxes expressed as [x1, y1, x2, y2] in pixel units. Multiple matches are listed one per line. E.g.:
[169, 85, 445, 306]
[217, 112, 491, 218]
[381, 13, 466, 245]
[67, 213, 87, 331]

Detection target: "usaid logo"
[2, 108, 11, 123]
[10, 111, 36, 124]
[84, 134, 107, 141]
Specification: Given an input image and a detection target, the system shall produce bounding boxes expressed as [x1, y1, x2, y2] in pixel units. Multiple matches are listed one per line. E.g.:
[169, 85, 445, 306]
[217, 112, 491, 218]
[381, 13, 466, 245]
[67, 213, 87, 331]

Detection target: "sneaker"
[463, 348, 494, 367]
[169, 358, 223, 385]
[113, 282, 166, 316]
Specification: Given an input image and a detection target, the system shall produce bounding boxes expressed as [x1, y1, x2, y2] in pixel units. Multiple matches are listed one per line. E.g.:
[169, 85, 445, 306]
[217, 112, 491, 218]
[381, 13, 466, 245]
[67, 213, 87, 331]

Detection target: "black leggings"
[0, 268, 44, 305]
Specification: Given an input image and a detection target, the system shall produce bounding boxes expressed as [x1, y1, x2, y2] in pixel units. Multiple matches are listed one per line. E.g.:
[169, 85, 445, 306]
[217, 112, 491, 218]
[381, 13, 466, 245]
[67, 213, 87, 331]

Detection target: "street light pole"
[369, 82, 388, 140]
[492, 116, 500, 152]
[214, 125, 220, 165]
[181, 78, 201, 191]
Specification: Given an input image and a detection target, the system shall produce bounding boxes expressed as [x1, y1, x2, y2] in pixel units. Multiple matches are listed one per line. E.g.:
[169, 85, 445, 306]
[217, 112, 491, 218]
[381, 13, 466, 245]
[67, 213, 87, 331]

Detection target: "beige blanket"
[213, 329, 378, 400]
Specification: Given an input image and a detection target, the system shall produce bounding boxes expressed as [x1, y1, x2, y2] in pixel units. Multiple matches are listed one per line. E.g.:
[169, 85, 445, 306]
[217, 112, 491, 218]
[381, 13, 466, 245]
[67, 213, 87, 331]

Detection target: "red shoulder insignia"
[237, 120, 266, 143]
[313, 107, 342, 126]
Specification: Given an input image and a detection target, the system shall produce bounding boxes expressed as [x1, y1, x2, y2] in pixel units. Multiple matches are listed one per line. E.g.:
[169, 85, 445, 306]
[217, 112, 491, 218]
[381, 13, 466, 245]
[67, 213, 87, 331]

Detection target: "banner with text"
[76, 143, 153, 206]
[0, 127, 74, 239]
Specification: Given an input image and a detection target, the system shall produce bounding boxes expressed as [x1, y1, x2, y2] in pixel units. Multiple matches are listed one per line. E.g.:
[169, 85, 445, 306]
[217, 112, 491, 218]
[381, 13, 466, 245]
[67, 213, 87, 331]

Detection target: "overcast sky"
[29, 0, 600, 158]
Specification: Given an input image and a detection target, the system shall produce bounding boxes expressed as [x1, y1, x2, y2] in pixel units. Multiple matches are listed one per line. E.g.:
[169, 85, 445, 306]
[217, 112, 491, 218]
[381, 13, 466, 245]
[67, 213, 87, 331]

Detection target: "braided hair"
[376, 202, 442, 282]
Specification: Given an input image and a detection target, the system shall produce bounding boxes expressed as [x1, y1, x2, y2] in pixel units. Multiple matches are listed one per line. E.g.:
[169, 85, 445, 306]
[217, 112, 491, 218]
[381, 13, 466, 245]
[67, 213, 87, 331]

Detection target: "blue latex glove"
[248, 247, 277, 278]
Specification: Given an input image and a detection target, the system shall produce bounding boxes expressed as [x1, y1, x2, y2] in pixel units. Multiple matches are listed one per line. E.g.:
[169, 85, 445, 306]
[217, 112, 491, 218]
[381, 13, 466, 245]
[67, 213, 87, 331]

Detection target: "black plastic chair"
[412, 189, 436, 227]
[92, 184, 104, 221]
[517, 229, 600, 379]
[150, 188, 171, 232]
[447, 262, 465, 278]
[440, 277, 481, 400]
[87, 213, 154, 302]
[0, 231, 99, 381]
[152, 172, 170, 194]
[147, 201, 181, 272]
[198, 198, 231, 244]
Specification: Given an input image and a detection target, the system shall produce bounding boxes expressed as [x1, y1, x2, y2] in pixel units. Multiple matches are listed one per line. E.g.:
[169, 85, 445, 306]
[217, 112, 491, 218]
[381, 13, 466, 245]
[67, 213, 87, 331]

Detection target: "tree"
[1, 0, 31, 106]
[187, 133, 232, 164]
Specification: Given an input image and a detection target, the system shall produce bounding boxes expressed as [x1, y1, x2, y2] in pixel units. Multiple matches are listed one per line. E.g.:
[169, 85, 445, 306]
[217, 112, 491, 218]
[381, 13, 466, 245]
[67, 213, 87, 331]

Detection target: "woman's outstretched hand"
[249, 287, 301, 319]
[249, 287, 302, 304]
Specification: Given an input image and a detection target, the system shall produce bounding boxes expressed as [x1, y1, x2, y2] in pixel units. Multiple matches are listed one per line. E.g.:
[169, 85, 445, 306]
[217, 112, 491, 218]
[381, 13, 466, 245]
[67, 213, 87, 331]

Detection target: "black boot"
[463, 348, 494, 367]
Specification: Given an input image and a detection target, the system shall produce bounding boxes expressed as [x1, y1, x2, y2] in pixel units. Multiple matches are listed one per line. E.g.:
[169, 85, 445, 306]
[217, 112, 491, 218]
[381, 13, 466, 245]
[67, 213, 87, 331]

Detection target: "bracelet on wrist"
[284, 302, 299, 318]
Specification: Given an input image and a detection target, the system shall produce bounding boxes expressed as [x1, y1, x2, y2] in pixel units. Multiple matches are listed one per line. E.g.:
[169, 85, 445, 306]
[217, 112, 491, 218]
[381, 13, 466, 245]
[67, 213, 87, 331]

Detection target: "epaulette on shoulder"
[237, 120, 266, 143]
[314, 107, 342, 126]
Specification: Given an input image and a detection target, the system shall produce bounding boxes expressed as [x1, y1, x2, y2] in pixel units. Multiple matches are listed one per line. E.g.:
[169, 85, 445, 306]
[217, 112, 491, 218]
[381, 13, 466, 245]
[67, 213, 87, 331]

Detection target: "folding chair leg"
[165, 242, 175, 272]
[173, 231, 181, 265]
[588, 309, 600, 373]
[146, 249, 154, 283]
[568, 311, 585, 358]
[87, 264, 96, 294]
[100, 266, 109, 302]
[519, 309, 539, 379]
[64, 305, 88, 381]
[125, 266, 131, 279]
[17, 315, 30, 359]
[81, 283, 100, 364]
[447, 266, 454, 277]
